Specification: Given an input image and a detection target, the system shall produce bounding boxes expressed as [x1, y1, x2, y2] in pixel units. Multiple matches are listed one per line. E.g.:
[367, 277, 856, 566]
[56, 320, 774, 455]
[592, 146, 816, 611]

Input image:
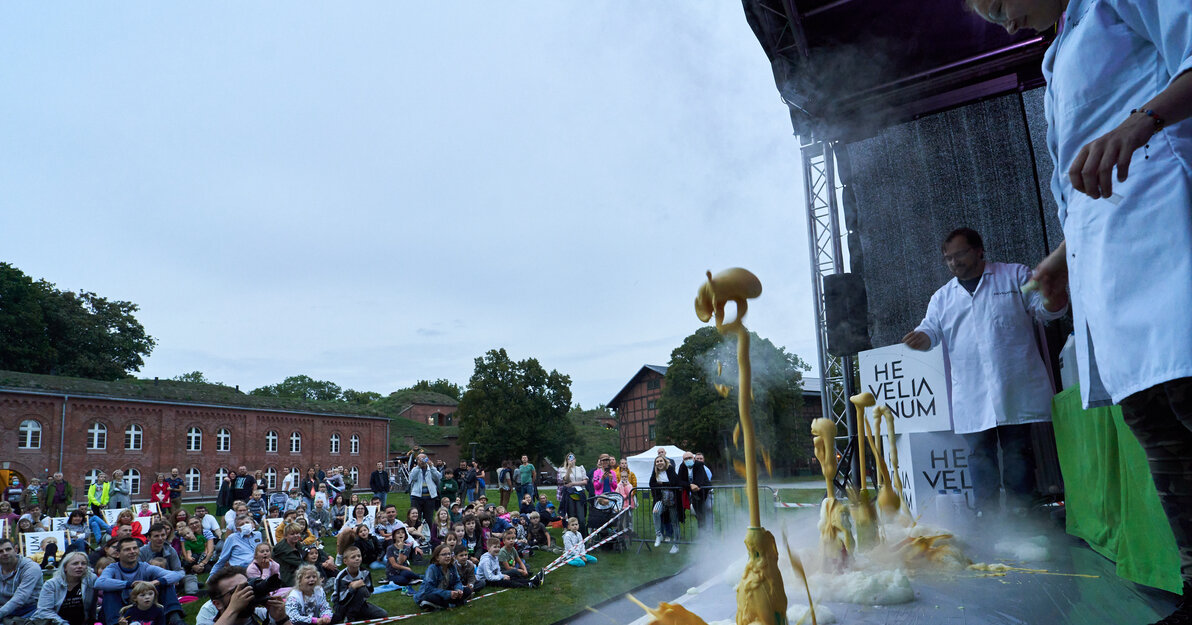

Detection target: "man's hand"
[226, 583, 255, 616]
[1068, 113, 1154, 199]
[265, 595, 287, 623]
[1033, 241, 1070, 311]
[689, 484, 699, 492]
[901, 331, 931, 351]
[450, 589, 463, 599]
[503, 574, 511, 581]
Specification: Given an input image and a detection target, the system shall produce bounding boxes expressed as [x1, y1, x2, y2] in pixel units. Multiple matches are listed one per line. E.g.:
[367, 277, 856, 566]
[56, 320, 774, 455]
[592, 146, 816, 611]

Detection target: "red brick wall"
[611, 371, 665, 456]
[0, 391, 389, 501]
[399, 403, 457, 426]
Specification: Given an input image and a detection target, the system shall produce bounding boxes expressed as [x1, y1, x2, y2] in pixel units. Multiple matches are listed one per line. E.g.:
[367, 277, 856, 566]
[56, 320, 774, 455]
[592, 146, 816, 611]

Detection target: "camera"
[248, 575, 282, 605]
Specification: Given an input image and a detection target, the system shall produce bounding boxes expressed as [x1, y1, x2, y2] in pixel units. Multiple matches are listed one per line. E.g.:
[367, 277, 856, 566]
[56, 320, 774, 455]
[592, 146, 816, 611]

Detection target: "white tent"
[627, 444, 687, 482]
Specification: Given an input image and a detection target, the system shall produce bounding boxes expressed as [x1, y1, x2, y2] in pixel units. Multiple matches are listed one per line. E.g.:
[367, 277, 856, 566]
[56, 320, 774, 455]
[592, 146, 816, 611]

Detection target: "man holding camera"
[197, 566, 288, 625]
[407, 454, 441, 527]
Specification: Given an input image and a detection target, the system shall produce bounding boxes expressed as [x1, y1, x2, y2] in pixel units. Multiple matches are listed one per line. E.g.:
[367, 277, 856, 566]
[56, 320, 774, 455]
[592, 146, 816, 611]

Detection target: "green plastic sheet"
[1052, 385, 1181, 593]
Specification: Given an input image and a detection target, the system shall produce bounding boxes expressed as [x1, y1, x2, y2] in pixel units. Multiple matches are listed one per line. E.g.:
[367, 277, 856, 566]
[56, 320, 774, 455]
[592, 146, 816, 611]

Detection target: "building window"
[349, 466, 359, 484]
[185, 468, 201, 492]
[648, 425, 657, 441]
[126, 468, 141, 495]
[124, 424, 142, 450]
[265, 431, 278, 453]
[84, 469, 102, 488]
[87, 422, 107, 450]
[217, 428, 231, 452]
[329, 434, 341, 454]
[186, 427, 202, 451]
[264, 468, 277, 490]
[214, 468, 228, 493]
[350, 434, 360, 455]
[647, 400, 657, 410]
[647, 379, 661, 390]
[428, 414, 438, 426]
[17, 420, 41, 449]
[289, 468, 300, 488]
[290, 432, 301, 453]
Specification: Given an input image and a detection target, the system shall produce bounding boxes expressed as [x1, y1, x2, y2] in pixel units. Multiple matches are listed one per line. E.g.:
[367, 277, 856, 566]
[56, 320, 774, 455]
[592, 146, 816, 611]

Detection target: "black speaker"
[824, 273, 871, 356]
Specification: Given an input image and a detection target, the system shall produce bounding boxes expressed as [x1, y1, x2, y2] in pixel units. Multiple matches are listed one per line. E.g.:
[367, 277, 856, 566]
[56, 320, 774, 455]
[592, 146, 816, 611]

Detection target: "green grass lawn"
[172, 490, 690, 624]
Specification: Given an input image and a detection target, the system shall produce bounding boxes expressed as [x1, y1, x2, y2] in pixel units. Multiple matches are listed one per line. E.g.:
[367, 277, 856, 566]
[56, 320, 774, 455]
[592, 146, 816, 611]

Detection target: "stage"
[563, 516, 1179, 624]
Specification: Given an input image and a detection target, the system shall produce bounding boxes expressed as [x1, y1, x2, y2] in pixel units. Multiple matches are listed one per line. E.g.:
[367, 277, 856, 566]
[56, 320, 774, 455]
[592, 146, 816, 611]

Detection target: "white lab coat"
[914, 262, 1065, 434]
[1044, 0, 1192, 407]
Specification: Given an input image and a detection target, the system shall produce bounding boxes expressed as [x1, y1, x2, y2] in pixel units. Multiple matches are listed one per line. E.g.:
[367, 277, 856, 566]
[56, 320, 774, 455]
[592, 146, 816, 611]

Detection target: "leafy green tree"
[250, 375, 343, 402]
[404, 378, 463, 401]
[342, 389, 382, 405]
[0, 263, 156, 380]
[457, 348, 575, 468]
[656, 326, 811, 469]
[173, 371, 213, 384]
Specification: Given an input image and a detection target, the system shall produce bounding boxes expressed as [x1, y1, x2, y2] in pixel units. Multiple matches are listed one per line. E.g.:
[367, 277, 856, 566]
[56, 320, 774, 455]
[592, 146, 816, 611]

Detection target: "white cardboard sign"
[859, 343, 951, 434]
[889, 431, 974, 522]
[21, 530, 66, 557]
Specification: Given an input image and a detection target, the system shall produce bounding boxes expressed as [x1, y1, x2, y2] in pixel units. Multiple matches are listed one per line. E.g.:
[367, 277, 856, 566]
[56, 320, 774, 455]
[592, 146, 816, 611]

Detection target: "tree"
[342, 389, 382, 405]
[0, 263, 156, 380]
[457, 348, 575, 468]
[656, 326, 811, 470]
[173, 371, 213, 384]
[250, 375, 343, 402]
[404, 378, 463, 401]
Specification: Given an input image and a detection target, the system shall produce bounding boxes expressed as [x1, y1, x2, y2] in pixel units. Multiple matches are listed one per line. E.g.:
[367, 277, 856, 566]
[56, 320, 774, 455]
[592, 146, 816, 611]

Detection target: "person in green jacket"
[87, 474, 111, 517]
[272, 522, 306, 587]
[44, 473, 74, 518]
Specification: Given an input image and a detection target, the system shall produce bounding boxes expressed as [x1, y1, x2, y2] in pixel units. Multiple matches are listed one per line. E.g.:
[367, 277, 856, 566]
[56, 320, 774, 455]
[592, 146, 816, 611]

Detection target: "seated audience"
[284, 564, 332, 625]
[95, 537, 184, 625]
[331, 546, 386, 623]
[413, 543, 466, 611]
[35, 550, 97, 625]
[0, 537, 44, 619]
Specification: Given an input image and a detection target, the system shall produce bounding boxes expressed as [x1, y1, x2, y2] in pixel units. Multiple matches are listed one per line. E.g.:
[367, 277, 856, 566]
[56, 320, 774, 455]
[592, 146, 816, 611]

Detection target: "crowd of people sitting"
[0, 446, 715, 625]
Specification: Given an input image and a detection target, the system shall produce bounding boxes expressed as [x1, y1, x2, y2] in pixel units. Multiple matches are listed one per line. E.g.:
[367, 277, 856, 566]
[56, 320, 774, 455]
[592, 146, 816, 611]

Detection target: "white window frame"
[18, 420, 41, 449]
[349, 466, 359, 484]
[124, 423, 143, 450]
[216, 428, 231, 452]
[126, 468, 141, 495]
[350, 434, 360, 455]
[214, 467, 228, 493]
[264, 468, 277, 491]
[187, 427, 202, 452]
[87, 422, 107, 450]
[265, 431, 278, 453]
[329, 434, 341, 455]
[185, 468, 201, 492]
[289, 431, 301, 454]
[83, 469, 101, 488]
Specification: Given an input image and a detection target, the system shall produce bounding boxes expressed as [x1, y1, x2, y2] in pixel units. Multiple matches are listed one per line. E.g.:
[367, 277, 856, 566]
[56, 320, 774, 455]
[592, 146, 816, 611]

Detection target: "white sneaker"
[654, 537, 662, 548]
[669, 544, 679, 554]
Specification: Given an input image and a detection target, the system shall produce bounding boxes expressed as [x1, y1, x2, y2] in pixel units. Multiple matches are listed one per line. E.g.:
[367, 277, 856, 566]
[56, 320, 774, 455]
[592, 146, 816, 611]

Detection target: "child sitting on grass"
[117, 581, 164, 625]
[414, 543, 466, 611]
[284, 564, 332, 625]
[453, 545, 483, 599]
[525, 511, 555, 552]
[477, 537, 534, 589]
[385, 527, 420, 589]
[247, 542, 281, 582]
[563, 517, 597, 567]
[331, 546, 386, 623]
[519, 493, 535, 515]
[499, 528, 543, 587]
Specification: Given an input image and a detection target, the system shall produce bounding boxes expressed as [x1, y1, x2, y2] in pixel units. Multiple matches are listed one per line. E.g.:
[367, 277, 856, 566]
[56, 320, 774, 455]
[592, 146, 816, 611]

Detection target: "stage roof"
[743, 0, 1054, 141]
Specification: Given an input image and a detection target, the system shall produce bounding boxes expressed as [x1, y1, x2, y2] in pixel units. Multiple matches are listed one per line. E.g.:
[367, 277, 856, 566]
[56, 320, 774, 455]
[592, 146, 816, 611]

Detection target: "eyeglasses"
[213, 582, 248, 604]
[943, 248, 974, 263]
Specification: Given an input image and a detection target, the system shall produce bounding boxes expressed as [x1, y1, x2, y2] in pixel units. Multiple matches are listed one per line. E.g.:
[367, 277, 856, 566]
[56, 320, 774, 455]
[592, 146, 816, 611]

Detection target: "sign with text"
[21, 530, 65, 557]
[889, 431, 974, 521]
[859, 343, 951, 433]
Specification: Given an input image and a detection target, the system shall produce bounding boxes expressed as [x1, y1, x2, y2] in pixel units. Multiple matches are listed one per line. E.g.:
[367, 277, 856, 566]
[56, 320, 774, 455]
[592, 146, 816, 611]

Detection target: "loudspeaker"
[824, 273, 871, 356]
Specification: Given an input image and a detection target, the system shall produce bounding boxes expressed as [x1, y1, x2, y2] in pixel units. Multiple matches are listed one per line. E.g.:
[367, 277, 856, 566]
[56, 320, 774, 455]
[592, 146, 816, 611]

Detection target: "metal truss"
[800, 140, 857, 440]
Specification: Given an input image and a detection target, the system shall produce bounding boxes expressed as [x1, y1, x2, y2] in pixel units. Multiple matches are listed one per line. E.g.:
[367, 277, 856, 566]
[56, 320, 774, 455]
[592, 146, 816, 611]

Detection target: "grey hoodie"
[0, 555, 45, 618]
[34, 570, 98, 625]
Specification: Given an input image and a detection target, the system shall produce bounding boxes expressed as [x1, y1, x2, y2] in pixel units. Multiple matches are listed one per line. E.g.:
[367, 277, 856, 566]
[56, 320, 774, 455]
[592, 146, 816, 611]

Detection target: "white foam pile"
[807, 568, 915, 605]
[706, 603, 837, 625]
[994, 535, 1051, 562]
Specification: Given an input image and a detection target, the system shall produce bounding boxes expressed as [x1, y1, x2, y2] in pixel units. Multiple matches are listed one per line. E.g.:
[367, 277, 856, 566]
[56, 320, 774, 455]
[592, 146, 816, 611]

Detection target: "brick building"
[608, 365, 668, 456]
[0, 371, 389, 502]
[397, 400, 458, 426]
[608, 364, 824, 460]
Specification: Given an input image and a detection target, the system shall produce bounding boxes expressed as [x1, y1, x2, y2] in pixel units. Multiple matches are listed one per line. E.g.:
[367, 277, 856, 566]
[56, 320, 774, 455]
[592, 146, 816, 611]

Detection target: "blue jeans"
[960, 423, 1036, 513]
[372, 492, 388, 506]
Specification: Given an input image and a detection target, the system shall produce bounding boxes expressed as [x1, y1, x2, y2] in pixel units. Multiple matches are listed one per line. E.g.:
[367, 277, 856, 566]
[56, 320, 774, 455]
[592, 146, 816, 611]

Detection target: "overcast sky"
[0, 3, 816, 408]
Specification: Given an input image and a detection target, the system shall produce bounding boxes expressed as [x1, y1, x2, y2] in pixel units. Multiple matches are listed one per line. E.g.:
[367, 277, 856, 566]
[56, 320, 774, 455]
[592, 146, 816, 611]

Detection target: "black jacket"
[648, 466, 687, 525]
[369, 470, 390, 493]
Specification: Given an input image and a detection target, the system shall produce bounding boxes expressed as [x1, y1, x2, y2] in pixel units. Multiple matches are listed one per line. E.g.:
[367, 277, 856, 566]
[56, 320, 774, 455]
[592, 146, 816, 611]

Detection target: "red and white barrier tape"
[774, 501, 820, 508]
[542, 528, 631, 575]
[342, 587, 512, 625]
[542, 506, 631, 571]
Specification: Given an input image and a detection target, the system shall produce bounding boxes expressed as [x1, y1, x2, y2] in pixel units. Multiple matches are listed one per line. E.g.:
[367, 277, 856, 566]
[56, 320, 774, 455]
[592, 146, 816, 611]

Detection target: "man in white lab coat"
[903, 228, 1068, 516]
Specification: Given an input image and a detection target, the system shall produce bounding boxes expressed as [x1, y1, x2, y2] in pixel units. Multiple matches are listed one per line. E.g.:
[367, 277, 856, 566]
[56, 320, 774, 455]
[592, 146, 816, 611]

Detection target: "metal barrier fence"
[618, 484, 779, 550]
